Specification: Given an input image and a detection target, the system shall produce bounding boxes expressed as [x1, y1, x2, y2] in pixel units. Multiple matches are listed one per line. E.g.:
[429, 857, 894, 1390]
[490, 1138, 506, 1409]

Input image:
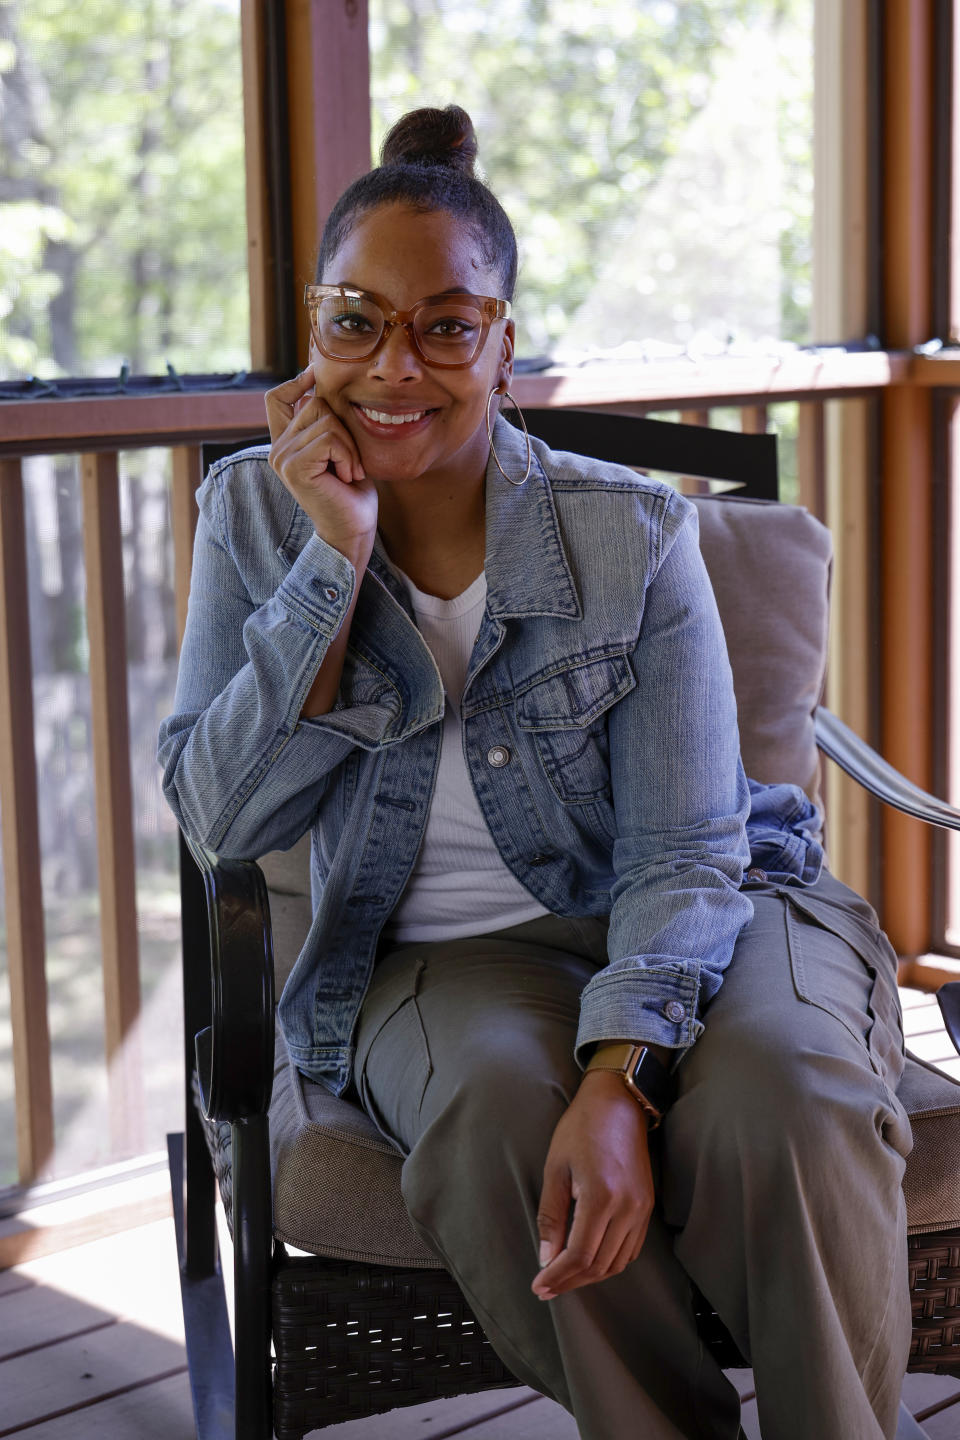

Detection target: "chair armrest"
[182, 833, 275, 1125]
[939, 984, 960, 1057]
[814, 706, 960, 833]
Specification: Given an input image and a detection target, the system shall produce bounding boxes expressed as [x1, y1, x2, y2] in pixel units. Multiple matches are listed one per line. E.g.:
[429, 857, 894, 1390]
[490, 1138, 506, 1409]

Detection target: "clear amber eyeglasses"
[303, 285, 510, 369]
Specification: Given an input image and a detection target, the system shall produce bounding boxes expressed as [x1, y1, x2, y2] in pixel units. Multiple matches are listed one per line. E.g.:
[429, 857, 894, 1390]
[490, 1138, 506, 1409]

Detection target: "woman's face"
[312, 202, 515, 487]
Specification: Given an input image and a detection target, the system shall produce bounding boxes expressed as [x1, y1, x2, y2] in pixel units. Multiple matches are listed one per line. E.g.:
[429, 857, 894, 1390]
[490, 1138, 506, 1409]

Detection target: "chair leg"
[232, 1114, 274, 1440]
[169, 1131, 236, 1440]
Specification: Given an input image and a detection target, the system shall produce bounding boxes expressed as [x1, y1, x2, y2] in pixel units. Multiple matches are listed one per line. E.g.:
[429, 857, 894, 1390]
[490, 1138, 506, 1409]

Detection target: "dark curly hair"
[314, 105, 518, 300]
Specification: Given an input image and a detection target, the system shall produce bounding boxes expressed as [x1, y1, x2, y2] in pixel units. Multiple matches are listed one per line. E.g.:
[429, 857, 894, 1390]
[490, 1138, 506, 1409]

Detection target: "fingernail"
[539, 1241, 551, 1267]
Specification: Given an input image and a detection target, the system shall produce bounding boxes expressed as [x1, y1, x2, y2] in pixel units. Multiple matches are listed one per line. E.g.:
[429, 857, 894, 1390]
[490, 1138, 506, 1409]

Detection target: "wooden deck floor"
[1, 988, 958, 1439]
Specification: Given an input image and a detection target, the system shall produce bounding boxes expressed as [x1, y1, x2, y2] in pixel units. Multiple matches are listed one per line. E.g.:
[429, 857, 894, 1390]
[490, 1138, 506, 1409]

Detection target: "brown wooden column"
[285, 0, 371, 364]
[879, 0, 936, 955]
[813, 0, 878, 903]
[740, 405, 768, 434]
[0, 459, 54, 1182]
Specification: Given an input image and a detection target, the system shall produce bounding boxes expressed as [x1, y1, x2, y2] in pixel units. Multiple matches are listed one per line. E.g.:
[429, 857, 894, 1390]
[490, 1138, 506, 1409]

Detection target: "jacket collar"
[481, 415, 582, 620]
[360, 415, 582, 621]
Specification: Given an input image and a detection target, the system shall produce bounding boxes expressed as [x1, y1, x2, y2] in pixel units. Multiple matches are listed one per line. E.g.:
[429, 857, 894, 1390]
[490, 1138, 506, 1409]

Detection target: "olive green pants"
[354, 872, 913, 1440]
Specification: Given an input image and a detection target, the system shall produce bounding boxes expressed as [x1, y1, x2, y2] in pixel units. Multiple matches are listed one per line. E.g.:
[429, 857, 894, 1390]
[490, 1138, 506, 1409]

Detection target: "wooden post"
[241, 0, 275, 371]
[796, 401, 826, 520]
[285, 0, 371, 365]
[879, 0, 936, 955]
[171, 446, 204, 650]
[740, 406, 768, 435]
[0, 459, 54, 1183]
[813, 0, 880, 907]
[81, 453, 144, 1156]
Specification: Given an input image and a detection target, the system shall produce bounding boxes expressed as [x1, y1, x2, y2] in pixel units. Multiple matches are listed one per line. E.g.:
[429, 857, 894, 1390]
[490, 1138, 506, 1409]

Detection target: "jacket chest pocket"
[514, 654, 635, 804]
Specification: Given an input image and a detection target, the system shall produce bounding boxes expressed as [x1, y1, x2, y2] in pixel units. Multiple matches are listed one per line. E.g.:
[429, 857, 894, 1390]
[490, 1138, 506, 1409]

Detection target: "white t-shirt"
[386, 565, 549, 942]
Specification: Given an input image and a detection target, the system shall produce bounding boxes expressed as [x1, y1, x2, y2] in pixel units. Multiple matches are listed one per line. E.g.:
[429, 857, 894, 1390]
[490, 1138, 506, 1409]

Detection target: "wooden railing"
[0, 346, 950, 1188]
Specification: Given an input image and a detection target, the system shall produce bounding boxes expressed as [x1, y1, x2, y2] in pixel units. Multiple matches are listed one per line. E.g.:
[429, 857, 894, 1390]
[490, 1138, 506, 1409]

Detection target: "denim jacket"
[159, 417, 823, 1093]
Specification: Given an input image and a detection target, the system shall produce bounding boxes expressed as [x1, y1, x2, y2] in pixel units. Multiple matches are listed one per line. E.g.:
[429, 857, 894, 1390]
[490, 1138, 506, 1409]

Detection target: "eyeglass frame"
[303, 284, 511, 369]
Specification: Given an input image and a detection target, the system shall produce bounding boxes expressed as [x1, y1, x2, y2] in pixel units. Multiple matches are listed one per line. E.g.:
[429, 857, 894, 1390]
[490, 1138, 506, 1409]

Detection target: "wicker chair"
[168, 422, 960, 1440]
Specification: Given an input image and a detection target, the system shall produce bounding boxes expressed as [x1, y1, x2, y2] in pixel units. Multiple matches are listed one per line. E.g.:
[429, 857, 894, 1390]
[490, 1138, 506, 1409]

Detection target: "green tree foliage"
[370, 0, 812, 354]
[0, 0, 812, 379]
[0, 0, 249, 380]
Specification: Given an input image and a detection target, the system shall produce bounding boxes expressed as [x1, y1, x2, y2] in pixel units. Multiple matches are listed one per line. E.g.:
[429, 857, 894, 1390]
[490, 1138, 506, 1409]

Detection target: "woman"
[160, 106, 912, 1439]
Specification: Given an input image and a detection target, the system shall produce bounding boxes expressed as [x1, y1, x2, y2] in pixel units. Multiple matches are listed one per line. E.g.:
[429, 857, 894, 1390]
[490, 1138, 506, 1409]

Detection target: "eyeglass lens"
[313, 294, 486, 364]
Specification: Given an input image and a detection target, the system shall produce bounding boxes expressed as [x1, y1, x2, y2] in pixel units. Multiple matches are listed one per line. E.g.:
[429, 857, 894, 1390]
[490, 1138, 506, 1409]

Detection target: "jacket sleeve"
[158, 471, 363, 858]
[575, 494, 753, 1062]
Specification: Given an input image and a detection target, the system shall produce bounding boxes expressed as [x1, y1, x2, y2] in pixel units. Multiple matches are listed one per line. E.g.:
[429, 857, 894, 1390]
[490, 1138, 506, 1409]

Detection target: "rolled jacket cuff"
[575, 961, 704, 1064]
[276, 533, 358, 636]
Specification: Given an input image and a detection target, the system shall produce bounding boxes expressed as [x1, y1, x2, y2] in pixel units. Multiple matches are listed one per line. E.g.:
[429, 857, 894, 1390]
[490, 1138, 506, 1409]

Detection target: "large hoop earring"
[486, 385, 532, 487]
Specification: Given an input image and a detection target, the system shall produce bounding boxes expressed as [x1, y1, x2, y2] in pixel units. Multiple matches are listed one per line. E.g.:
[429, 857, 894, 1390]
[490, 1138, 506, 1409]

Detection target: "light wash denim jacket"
[159, 417, 822, 1093]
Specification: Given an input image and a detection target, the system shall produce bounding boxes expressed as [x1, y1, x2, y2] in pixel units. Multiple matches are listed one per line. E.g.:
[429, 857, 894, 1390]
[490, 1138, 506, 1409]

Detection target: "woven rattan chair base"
[907, 1226, 960, 1374]
[272, 1250, 518, 1438]
[268, 1233, 960, 1437]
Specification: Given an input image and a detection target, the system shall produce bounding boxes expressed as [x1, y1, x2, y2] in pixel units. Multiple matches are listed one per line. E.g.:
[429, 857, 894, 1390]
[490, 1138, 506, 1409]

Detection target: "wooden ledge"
[0, 1161, 172, 1270]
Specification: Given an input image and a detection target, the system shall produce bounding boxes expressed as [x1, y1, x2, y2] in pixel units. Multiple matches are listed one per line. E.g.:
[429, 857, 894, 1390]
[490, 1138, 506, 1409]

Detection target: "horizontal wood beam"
[0, 391, 270, 459]
[18, 348, 960, 462]
[512, 350, 908, 410]
[910, 352, 960, 384]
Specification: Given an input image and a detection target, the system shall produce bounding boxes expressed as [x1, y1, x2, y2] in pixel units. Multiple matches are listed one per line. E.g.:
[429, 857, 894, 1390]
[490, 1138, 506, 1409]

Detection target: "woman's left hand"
[532, 1070, 654, 1300]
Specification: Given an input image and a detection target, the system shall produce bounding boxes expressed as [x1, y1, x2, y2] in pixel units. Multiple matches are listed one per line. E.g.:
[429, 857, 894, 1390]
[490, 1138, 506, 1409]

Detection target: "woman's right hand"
[266, 367, 379, 561]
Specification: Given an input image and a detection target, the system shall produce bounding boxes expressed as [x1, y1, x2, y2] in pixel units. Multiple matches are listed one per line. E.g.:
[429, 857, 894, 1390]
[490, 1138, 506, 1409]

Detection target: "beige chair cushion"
[692, 495, 831, 807]
[264, 1041, 960, 1264]
[269, 1028, 439, 1268]
[899, 1053, 960, 1235]
[258, 836, 313, 993]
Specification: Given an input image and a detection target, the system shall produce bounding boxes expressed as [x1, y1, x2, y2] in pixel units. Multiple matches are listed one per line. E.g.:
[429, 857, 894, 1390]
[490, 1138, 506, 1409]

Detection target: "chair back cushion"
[258, 840, 313, 993]
[692, 495, 831, 805]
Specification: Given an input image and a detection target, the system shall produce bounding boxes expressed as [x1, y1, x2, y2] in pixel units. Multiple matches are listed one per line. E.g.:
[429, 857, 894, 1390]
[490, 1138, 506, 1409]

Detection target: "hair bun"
[380, 105, 478, 176]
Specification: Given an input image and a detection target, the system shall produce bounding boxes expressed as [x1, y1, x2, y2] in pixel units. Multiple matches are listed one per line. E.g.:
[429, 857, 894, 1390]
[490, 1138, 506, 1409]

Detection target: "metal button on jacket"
[486, 745, 511, 768]
[663, 1000, 686, 1024]
[746, 867, 768, 883]
[323, 586, 339, 602]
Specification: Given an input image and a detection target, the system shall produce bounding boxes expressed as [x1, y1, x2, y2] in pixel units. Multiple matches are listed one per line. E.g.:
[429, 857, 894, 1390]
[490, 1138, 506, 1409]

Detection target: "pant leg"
[355, 915, 742, 1440]
[661, 871, 914, 1440]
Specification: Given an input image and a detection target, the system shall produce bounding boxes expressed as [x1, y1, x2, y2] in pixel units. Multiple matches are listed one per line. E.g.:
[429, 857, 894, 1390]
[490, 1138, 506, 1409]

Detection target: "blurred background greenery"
[0, 0, 811, 381]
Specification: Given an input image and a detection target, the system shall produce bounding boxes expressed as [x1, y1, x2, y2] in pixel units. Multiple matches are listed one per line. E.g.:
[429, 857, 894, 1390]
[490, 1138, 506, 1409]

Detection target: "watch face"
[626, 1047, 674, 1115]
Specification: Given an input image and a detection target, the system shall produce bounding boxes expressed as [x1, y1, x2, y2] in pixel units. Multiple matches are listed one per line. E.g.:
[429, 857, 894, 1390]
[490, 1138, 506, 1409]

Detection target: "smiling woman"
[158, 105, 914, 1440]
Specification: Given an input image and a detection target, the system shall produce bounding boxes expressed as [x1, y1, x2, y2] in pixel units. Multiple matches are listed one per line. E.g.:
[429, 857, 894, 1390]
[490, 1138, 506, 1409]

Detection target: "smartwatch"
[584, 1042, 677, 1128]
